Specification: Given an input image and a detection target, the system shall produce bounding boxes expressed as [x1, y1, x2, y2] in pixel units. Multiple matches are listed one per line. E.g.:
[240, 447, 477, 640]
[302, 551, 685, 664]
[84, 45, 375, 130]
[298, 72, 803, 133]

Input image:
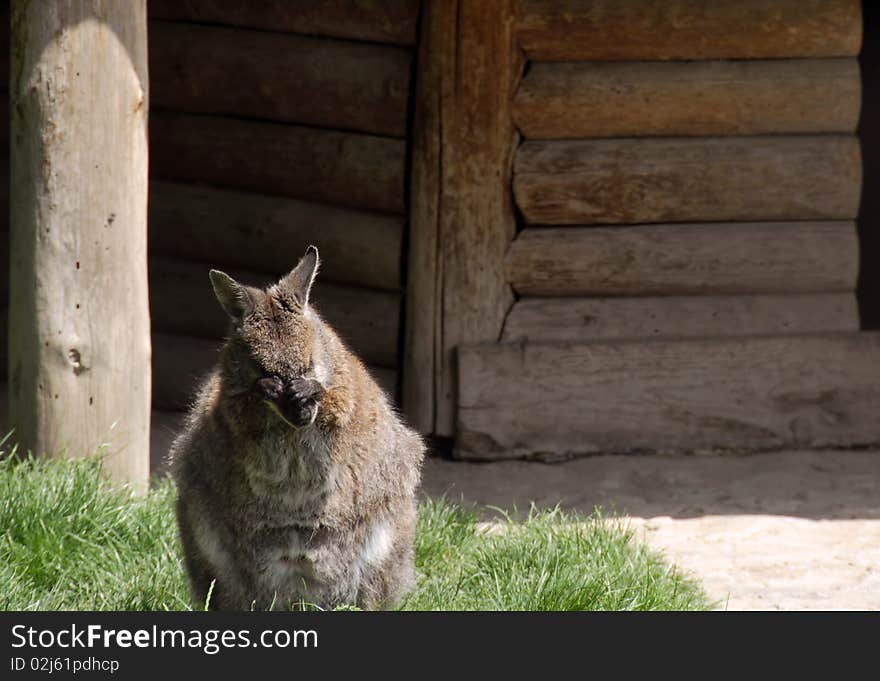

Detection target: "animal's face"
[211, 247, 325, 428]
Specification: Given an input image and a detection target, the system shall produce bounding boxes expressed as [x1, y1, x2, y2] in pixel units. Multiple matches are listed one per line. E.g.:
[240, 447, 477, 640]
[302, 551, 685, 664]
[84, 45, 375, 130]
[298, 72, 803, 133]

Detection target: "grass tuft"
[0, 448, 709, 611]
[403, 499, 708, 611]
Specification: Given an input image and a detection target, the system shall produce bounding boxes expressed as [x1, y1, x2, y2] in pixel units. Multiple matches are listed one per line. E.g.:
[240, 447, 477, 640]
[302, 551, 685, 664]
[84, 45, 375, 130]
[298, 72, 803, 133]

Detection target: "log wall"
[459, 333, 880, 458]
[147, 3, 420, 414]
[454, 0, 876, 458]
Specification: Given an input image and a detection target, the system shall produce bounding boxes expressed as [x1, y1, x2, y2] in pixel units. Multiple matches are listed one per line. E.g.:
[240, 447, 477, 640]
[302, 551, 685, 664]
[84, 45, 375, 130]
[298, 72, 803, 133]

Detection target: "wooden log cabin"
[3, 0, 880, 470]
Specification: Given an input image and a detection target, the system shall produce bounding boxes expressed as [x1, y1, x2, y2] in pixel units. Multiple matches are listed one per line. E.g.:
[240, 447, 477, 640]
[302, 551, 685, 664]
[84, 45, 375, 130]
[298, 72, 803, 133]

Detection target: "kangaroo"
[169, 247, 425, 610]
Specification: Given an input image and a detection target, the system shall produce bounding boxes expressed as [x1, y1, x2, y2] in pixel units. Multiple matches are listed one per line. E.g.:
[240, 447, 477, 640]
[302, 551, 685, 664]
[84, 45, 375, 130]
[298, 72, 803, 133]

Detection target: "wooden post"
[9, 1, 150, 491]
[403, 0, 522, 435]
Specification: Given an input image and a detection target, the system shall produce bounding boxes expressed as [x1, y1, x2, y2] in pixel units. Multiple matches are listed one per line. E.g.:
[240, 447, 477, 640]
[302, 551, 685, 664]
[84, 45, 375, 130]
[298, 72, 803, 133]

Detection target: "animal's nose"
[255, 376, 284, 400]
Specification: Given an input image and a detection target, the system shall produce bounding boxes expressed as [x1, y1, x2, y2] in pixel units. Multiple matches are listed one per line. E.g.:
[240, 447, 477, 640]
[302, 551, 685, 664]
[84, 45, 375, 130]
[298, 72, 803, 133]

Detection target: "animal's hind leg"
[176, 498, 232, 610]
[357, 508, 418, 610]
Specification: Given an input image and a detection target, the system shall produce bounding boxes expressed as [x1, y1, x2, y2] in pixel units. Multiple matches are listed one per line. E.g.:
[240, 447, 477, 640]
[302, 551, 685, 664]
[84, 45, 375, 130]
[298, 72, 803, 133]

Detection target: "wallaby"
[169, 247, 425, 610]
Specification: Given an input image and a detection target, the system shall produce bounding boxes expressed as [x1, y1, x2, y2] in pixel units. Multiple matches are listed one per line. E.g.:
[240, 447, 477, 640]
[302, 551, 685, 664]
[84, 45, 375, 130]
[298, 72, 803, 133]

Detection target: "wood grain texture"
[149, 0, 420, 46]
[150, 112, 406, 214]
[516, 0, 863, 61]
[152, 333, 397, 411]
[514, 136, 861, 225]
[402, 0, 523, 435]
[457, 333, 880, 459]
[9, 0, 150, 490]
[401, 0, 444, 432]
[505, 223, 859, 297]
[514, 59, 861, 139]
[502, 293, 860, 342]
[149, 181, 403, 291]
[149, 258, 401, 368]
[150, 21, 412, 137]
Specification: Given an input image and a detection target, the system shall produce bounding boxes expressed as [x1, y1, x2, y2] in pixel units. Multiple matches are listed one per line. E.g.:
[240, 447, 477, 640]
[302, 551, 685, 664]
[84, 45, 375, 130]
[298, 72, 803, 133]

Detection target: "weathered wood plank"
[10, 0, 150, 490]
[152, 333, 397, 411]
[514, 59, 861, 139]
[150, 21, 411, 137]
[149, 182, 403, 291]
[505, 223, 858, 297]
[149, 258, 401, 368]
[503, 293, 860, 343]
[400, 0, 441, 431]
[403, 0, 523, 435]
[516, 0, 862, 61]
[457, 332, 880, 459]
[150, 112, 406, 214]
[514, 136, 861, 225]
[149, 0, 420, 46]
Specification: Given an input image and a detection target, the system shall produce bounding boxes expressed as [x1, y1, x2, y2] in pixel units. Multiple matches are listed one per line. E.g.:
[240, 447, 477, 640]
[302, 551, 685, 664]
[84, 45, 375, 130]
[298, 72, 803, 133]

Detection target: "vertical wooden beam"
[403, 0, 522, 436]
[9, 1, 151, 491]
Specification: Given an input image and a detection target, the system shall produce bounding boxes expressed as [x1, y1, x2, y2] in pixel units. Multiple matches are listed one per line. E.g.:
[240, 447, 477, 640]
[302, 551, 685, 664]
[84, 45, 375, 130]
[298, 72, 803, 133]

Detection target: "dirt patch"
[421, 450, 880, 610]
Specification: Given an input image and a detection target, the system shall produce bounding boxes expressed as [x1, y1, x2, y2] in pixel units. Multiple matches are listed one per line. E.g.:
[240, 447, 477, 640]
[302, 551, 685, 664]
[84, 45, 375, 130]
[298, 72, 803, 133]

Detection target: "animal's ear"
[209, 269, 254, 321]
[279, 246, 320, 306]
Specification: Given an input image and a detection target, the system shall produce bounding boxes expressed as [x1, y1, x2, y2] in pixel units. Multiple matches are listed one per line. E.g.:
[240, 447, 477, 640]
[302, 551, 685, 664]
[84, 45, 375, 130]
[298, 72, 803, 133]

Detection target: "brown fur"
[168, 247, 425, 610]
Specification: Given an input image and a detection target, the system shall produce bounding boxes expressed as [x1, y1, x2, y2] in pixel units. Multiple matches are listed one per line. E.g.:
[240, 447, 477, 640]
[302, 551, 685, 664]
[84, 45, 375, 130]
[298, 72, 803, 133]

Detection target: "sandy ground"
[420, 450, 880, 610]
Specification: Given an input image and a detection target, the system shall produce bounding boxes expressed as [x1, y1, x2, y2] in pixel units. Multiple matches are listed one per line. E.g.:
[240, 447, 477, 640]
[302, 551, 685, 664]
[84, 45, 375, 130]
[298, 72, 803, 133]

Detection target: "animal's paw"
[287, 377, 326, 404]
[283, 377, 325, 427]
[255, 376, 284, 400]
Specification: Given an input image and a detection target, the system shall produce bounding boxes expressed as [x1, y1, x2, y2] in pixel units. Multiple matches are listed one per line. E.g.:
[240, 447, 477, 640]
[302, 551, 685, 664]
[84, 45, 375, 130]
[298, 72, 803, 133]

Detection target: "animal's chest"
[239, 428, 334, 523]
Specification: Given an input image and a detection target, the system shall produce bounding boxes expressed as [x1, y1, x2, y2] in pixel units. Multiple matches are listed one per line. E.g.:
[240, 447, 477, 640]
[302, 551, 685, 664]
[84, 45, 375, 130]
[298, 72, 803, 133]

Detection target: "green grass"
[0, 449, 710, 611]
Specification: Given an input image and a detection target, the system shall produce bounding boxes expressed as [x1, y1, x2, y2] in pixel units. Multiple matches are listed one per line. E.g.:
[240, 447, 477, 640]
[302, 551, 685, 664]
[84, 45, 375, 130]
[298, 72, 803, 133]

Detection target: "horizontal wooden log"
[506, 223, 858, 297]
[150, 21, 411, 137]
[153, 332, 397, 411]
[514, 59, 860, 139]
[149, 258, 401, 368]
[516, 0, 862, 61]
[149, 182, 403, 291]
[514, 136, 861, 224]
[150, 113, 406, 214]
[502, 293, 859, 342]
[457, 332, 880, 459]
[149, 0, 420, 46]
